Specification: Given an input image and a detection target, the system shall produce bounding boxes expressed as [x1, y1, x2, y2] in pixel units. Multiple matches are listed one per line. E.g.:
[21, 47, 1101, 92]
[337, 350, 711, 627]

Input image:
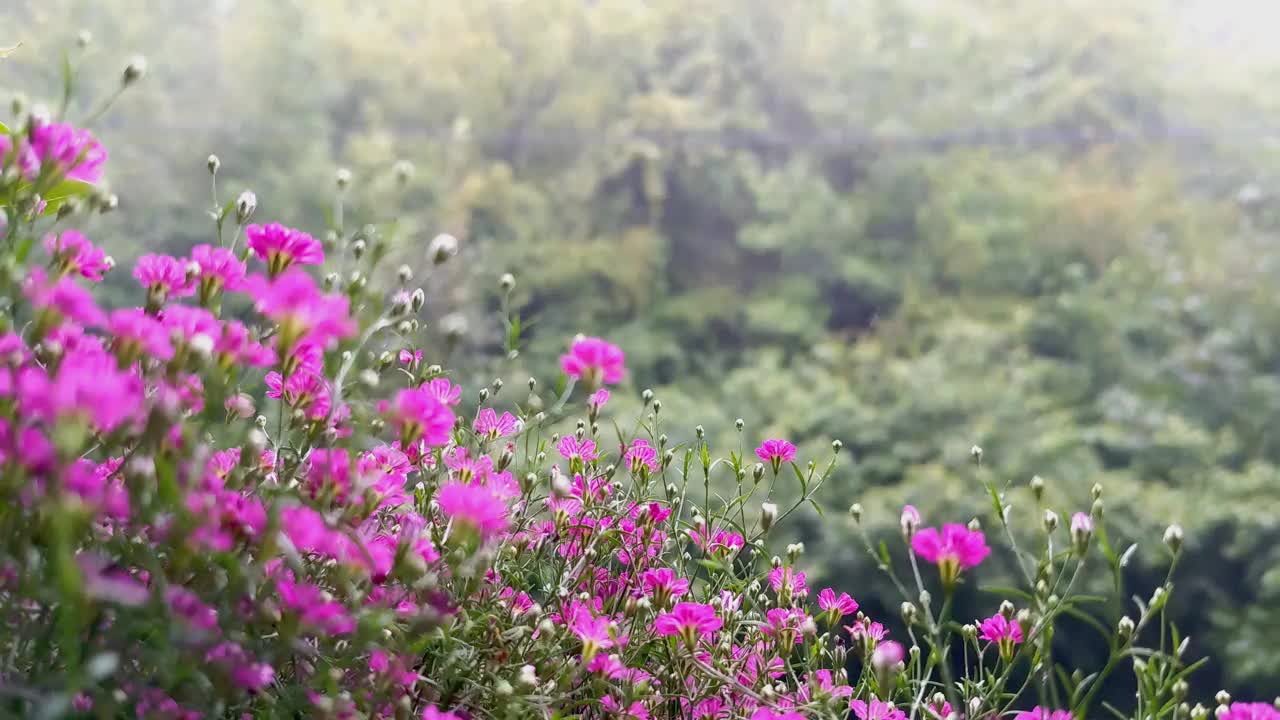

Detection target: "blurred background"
[4, 0, 1280, 698]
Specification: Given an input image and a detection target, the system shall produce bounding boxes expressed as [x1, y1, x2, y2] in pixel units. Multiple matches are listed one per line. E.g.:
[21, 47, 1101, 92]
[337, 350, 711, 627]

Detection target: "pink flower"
[980, 612, 1024, 661]
[764, 607, 809, 646]
[247, 269, 355, 350]
[1014, 710, 1073, 720]
[23, 268, 105, 327]
[166, 586, 218, 632]
[216, 320, 276, 368]
[900, 504, 921, 538]
[245, 222, 324, 274]
[44, 230, 110, 281]
[275, 575, 355, 635]
[424, 377, 462, 406]
[473, 408, 520, 438]
[871, 640, 905, 670]
[751, 709, 806, 720]
[623, 438, 660, 473]
[558, 435, 599, 462]
[911, 523, 991, 585]
[206, 642, 275, 692]
[925, 701, 954, 720]
[654, 602, 722, 645]
[190, 243, 247, 294]
[108, 308, 174, 361]
[133, 253, 195, 300]
[689, 527, 744, 556]
[399, 348, 423, 366]
[768, 566, 808, 597]
[560, 336, 625, 387]
[817, 588, 858, 619]
[27, 118, 106, 182]
[600, 697, 649, 720]
[568, 602, 614, 660]
[382, 385, 455, 447]
[755, 438, 797, 468]
[1219, 704, 1280, 720]
[640, 568, 690, 606]
[850, 699, 907, 720]
[421, 706, 463, 720]
[589, 388, 610, 409]
[436, 482, 509, 538]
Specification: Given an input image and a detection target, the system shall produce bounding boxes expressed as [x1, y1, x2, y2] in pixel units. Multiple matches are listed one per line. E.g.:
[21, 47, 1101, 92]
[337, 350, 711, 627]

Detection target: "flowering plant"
[0, 46, 1275, 720]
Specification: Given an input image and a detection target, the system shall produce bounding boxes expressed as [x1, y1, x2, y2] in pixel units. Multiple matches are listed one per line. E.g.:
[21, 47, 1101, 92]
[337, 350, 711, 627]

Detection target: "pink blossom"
[23, 267, 105, 327]
[600, 697, 649, 720]
[764, 607, 808, 645]
[133, 253, 195, 300]
[1013, 710, 1073, 720]
[206, 642, 275, 691]
[1219, 704, 1280, 720]
[817, 588, 858, 618]
[245, 222, 324, 273]
[751, 709, 806, 720]
[557, 435, 599, 462]
[421, 707, 464, 720]
[382, 385, 455, 447]
[589, 388, 610, 409]
[190, 243, 247, 294]
[689, 527, 744, 556]
[980, 612, 1024, 660]
[246, 269, 355, 350]
[755, 438, 797, 466]
[436, 482, 509, 538]
[911, 523, 991, 585]
[640, 568, 690, 605]
[623, 438, 660, 473]
[399, 348, 423, 366]
[275, 575, 355, 635]
[925, 701, 954, 720]
[109, 308, 174, 361]
[568, 601, 614, 660]
[850, 699, 906, 720]
[560, 336, 625, 386]
[768, 566, 808, 597]
[871, 640, 905, 669]
[654, 602, 722, 644]
[900, 504, 921, 537]
[473, 408, 520, 438]
[215, 320, 276, 368]
[424, 377, 463, 406]
[27, 118, 106, 182]
[44, 230, 110, 281]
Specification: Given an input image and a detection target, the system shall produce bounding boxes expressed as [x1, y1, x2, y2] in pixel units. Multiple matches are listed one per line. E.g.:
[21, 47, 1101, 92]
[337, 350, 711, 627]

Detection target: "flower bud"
[500, 273, 516, 292]
[1091, 483, 1104, 500]
[848, 503, 863, 522]
[122, 55, 147, 85]
[752, 463, 765, 484]
[1070, 512, 1093, 555]
[430, 233, 459, 265]
[760, 503, 777, 533]
[900, 505, 921, 540]
[235, 190, 257, 224]
[1190, 705, 1207, 720]
[970, 444, 983, 463]
[335, 168, 352, 189]
[207, 154, 221, 175]
[1164, 524, 1184, 554]
[1043, 510, 1059, 533]
[967, 518, 982, 532]
[1117, 615, 1135, 642]
[832, 439, 842, 453]
[999, 600, 1015, 618]
[735, 418, 745, 431]
[900, 602, 918, 625]
[77, 30, 92, 48]
[1215, 691, 1231, 707]
[393, 160, 414, 185]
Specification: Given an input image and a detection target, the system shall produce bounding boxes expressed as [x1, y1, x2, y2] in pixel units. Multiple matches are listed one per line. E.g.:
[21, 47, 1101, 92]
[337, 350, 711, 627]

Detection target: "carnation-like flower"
[382, 385, 455, 448]
[245, 222, 324, 274]
[560, 335, 625, 388]
[768, 566, 808, 598]
[654, 602, 722, 646]
[28, 118, 106, 183]
[640, 568, 690, 607]
[436, 482, 509, 538]
[133, 253, 195, 304]
[421, 707, 463, 720]
[850, 699, 907, 720]
[190, 243, 247, 297]
[624, 438, 661, 473]
[109, 308, 174, 362]
[247, 269, 355, 351]
[589, 388, 610, 409]
[1218, 703, 1280, 720]
[24, 267, 106, 328]
[817, 588, 859, 621]
[44, 230, 110, 281]
[473, 408, 520, 439]
[568, 602, 615, 661]
[558, 435, 600, 463]
[1014, 709, 1072, 720]
[911, 523, 991, 586]
[980, 612, 1024, 661]
[755, 438, 797, 472]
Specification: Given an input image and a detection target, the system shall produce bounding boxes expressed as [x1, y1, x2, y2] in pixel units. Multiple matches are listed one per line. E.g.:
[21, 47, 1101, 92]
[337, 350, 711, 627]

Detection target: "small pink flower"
[751, 709, 806, 720]
[900, 504, 921, 538]
[640, 568, 690, 606]
[911, 523, 991, 586]
[133, 253, 195, 300]
[560, 335, 625, 387]
[382, 385, 455, 447]
[623, 438, 660, 473]
[421, 707, 463, 720]
[245, 222, 324, 274]
[568, 602, 614, 660]
[108, 308, 174, 361]
[399, 348, 423, 366]
[27, 118, 106, 182]
[768, 566, 808, 597]
[756, 438, 796, 472]
[246, 269, 355, 350]
[23, 268, 106, 327]
[44, 230, 110, 281]
[589, 388, 610, 409]
[190, 243, 247, 294]
[436, 482, 509, 538]
[654, 602, 722, 645]
[1014, 709, 1073, 720]
[424, 377, 463, 406]
[870, 640, 905, 670]
[850, 699, 906, 720]
[473, 408, 520, 438]
[558, 435, 600, 463]
[925, 701, 954, 720]
[980, 612, 1024, 661]
[764, 607, 809, 646]
[817, 588, 858, 618]
[1218, 704, 1280, 720]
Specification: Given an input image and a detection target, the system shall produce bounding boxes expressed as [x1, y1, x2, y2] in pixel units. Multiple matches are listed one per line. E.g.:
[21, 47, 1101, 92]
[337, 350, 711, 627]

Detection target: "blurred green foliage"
[4, 0, 1280, 694]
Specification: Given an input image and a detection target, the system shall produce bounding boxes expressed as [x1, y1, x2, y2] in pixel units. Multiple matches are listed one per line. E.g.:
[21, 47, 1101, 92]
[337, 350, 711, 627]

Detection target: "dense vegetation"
[3, 0, 1279, 699]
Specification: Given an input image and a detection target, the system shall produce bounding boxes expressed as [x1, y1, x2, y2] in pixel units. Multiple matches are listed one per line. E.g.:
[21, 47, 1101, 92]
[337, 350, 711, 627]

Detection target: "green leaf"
[808, 498, 825, 518]
[0, 119, 9, 134]
[15, 235, 34, 263]
[506, 314, 522, 352]
[38, 178, 96, 217]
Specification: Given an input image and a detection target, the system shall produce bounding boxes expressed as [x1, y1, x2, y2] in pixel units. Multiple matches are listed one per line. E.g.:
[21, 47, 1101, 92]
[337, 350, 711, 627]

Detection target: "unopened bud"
[1043, 510, 1059, 533]
[393, 160, 414, 185]
[335, 168, 352, 189]
[1117, 615, 1135, 641]
[122, 55, 147, 85]
[999, 600, 1015, 618]
[752, 463, 765, 483]
[235, 190, 257, 224]
[735, 418, 744, 431]
[1030, 475, 1045, 500]
[832, 439, 842, 453]
[77, 30, 92, 48]
[1091, 483, 1104, 500]
[430, 233, 459, 265]
[207, 155, 221, 174]
[900, 602, 918, 625]
[1164, 524, 1184, 554]
[970, 445, 983, 463]
[500, 273, 516, 291]
[760, 503, 777, 532]
[1215, 691, 1231, 707]
[848, 503, 863, 522]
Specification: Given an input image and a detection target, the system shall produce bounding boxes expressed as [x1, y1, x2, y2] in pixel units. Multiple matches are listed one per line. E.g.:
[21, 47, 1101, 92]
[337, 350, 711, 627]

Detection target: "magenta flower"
[925, 701, 954, 720]
[640, 568, 690, 606]
[589, 388, 610, 409]
[568, 602, 614, 661]
[764, 607, 809, 647]
[23, 268, 106, 327]
[275, 575, 355, 635]
[436, 482, 509, 538]
[44, 230, 110, 281]
[424, 377, 463, 406]
[382, 385, 455, 447]
[755, 438, 796, 472]
[473, 408, 520, 439]
[560, 335, 625, 387]
[109, 308, 174, 361]
[980, 613, 1024, 661]
[206, 642, 275, 691]
[133, 253, 195, 301]
[817, 588, 859, 620]
[1014, 710, 1073, 720]
[247, 269, 355, 350]
[557, 435, 599, 463]
[850, 699, 907, 720]
[751, 709, 806, 720]
[165, 586, 219, 633]
[911, 523, 991, 586]
[689, 527, 744, 557]
[245, 222, 324, 274]
[871, 640, 905, 669]
[215, 320, 276, 368]
[421, 706, 463, 720]
[28, 119, 106, 183]
[1219, 703, 1280, 720]
[768, 566, 808, 598]
[190, 243, 247, 295]
[623, 438, 661, 473]
[654, 602, 722, 646]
